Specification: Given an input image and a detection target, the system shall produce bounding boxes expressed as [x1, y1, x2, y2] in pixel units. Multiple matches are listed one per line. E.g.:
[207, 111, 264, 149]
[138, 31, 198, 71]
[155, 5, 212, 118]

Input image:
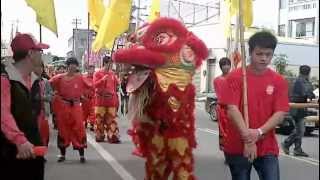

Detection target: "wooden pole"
[239, 0, 249, 127]
[289, 103, 319, 109]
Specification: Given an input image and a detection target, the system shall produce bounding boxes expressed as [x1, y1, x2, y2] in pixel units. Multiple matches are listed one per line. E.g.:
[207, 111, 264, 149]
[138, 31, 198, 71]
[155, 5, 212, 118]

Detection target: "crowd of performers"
[39, 56, 125, 163]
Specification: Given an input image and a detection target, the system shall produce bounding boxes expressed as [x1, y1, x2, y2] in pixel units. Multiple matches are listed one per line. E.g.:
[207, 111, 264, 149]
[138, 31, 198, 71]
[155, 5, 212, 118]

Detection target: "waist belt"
[96, 91, 113, 99]
[61, 97, 81, 106]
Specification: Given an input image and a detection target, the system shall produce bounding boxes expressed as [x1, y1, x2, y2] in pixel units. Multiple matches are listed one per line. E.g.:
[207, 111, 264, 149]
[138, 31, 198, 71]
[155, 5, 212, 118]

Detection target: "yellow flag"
[92, 0, 132, 52]
[148, 0, 160, 22]
[243, 0, 253, 28]
[25, 0, 58, 36]
[88, 0, 105, 32]
[224, 0, 253, 37]
[230, 0, 253, 27]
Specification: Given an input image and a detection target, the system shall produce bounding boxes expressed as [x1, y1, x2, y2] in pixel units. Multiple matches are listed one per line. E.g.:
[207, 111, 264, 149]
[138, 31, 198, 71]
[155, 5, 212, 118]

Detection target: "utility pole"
[15, 19, 20, 33]
[72, 18, 81, 59]
[136, 0, 141, 30]
[86, 12, 90, 71]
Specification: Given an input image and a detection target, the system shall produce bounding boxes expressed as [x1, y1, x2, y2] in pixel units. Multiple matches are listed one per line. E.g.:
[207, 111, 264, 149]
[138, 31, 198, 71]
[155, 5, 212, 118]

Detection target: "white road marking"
[87, 134, 137, 180]
[197, 127, 319, 166]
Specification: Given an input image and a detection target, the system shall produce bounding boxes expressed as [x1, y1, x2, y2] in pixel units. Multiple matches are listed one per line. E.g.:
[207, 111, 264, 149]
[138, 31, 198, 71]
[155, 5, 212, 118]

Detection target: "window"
[295, 18, 315, 38]
[280, 0, 287, 9]
[296, 22, 306, 37]
[305, 21, 314, 37]
[313, 3, 317, 8]
[278, 25, 286, 36]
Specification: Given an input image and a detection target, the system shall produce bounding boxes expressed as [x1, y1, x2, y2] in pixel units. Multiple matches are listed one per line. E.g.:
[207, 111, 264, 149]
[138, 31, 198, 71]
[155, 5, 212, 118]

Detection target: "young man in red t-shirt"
[219, 31, 289, 180]
[213, 57, 231, 161]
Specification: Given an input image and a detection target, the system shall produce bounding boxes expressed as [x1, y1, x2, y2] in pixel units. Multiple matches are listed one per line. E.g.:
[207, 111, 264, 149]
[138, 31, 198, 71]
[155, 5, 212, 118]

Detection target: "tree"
[273, 54, 289, 75]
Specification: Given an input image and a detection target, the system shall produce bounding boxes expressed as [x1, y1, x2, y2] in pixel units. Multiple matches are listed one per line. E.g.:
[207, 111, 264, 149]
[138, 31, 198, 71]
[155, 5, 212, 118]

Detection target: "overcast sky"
[1, 0, 276, 56]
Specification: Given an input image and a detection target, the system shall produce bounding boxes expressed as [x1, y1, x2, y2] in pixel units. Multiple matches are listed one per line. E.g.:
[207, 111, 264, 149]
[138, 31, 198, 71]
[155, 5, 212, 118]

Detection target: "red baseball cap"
[10, 33, 49, 53]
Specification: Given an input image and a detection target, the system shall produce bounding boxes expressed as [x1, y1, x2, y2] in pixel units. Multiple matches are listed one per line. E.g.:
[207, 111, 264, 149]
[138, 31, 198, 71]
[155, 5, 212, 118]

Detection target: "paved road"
[45, 102, 319, 180]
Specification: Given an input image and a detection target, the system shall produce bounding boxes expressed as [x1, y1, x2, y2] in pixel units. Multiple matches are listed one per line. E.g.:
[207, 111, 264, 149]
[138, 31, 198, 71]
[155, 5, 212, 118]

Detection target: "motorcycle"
[204, 93, 218, 121]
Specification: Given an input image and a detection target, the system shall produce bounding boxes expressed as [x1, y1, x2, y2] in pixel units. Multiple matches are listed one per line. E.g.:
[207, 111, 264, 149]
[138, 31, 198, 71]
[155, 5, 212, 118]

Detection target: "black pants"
[2, 157, 45, 180]
[121, 95, 129, 115]
[283, 108, 306, 151]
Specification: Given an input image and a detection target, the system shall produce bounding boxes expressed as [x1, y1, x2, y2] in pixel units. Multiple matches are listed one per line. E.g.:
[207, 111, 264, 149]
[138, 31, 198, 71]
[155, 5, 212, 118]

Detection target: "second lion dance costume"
[113, 18, 208, 180]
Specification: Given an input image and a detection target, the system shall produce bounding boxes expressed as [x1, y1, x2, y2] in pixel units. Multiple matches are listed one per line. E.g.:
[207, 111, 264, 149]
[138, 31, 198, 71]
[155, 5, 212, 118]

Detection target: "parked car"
[204, 93, 218, 121]
[276, 107, 319, 135]
[276, 77, 319, 135]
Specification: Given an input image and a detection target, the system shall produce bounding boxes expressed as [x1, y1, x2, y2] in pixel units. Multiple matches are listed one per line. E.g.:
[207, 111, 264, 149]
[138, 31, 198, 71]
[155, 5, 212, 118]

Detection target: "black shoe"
[80, 156, 86, 163]
[57, 156, 65, 162]
[293, 150, 309, 157]
[281, 142, 290, 155]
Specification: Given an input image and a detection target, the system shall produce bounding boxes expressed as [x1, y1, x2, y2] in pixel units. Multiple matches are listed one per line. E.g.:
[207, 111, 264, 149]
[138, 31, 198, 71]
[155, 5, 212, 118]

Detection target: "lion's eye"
[155, 33, 170, 45]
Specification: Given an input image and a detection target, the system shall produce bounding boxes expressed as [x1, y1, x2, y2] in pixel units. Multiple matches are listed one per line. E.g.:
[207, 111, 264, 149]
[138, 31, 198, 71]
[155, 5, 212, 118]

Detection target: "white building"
[278, 0, 319, 43]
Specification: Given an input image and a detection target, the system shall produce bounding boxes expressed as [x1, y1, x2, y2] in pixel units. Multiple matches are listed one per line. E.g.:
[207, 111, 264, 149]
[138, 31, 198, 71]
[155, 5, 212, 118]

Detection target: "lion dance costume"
[113, 18, 208, 180]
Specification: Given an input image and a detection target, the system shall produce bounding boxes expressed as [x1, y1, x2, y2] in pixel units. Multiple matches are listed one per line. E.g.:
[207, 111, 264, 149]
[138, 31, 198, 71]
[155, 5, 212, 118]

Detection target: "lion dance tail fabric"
[113, 17, 209, 180]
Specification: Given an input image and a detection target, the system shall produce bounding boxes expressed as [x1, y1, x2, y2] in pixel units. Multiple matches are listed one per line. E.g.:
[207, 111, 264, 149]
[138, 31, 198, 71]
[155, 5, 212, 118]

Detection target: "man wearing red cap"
[1, 33, 49, 180]
[93, 56, 121, 143]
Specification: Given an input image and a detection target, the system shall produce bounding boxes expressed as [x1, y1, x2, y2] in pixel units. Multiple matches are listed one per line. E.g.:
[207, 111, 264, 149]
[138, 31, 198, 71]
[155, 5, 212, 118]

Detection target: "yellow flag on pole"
[88, 0, 105, 32]
[230, 0, 253, 27]
[92, 0, 132, 52]
[242, 0, 253, 27]
[148, 0, 160, 22]
[224, 0, 253, 37]
[25, 0, 58, 36]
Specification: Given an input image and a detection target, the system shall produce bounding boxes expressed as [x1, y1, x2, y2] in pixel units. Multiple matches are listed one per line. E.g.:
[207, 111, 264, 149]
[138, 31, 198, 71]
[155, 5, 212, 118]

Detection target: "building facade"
[278, 0, 319, 43]
[67, 29, 96, 67]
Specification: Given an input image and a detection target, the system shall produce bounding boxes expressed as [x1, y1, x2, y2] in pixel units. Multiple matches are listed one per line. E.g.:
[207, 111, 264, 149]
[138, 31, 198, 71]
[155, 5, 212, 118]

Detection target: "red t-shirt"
[93, 69, 119, 107]
[50, 73, 90, 99]
[219, 67, 289, 157]
[82, 74, 94, 98]
[213, 76, 229, 138]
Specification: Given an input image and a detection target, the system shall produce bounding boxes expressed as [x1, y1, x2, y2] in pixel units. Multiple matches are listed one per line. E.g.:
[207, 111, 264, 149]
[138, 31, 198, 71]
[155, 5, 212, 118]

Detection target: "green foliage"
[273, 54, 289, 75]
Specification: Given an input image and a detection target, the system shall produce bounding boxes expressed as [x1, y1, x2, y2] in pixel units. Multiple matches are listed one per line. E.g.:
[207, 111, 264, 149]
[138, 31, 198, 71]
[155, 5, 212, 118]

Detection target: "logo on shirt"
[74, 84, 78, 89]
[266, 85, 274, 95]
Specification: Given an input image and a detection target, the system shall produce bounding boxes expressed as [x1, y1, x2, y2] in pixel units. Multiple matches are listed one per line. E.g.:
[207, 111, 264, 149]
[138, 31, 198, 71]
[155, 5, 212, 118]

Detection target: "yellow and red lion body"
[113, 17, 208, 180]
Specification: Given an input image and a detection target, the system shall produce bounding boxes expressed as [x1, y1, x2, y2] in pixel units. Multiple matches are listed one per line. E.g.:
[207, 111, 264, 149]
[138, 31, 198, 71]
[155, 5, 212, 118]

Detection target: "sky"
[1, 0, 276, 57]
[2, 0, 91, 56]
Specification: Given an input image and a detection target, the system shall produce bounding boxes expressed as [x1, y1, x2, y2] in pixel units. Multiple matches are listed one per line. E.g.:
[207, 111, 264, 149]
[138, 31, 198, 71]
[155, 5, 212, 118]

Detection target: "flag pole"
[87, 12, 90, 68]
[239, 0, 249, 127]
[39, 24, 42, 43]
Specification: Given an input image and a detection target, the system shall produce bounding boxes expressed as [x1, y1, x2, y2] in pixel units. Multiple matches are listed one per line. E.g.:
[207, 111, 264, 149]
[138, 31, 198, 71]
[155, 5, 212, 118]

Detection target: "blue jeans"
[225, 153, 280, 180]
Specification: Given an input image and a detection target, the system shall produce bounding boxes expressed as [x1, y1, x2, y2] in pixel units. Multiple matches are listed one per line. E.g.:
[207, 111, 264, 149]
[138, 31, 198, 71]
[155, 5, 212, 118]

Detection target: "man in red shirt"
[50, 57, 91, 163]
[93, 56, 120, 143]
[220, 31, 289, 180]
[1, 33, 49, 180]
[82, 65, 96, 131]
[213, 57, 231, 161]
